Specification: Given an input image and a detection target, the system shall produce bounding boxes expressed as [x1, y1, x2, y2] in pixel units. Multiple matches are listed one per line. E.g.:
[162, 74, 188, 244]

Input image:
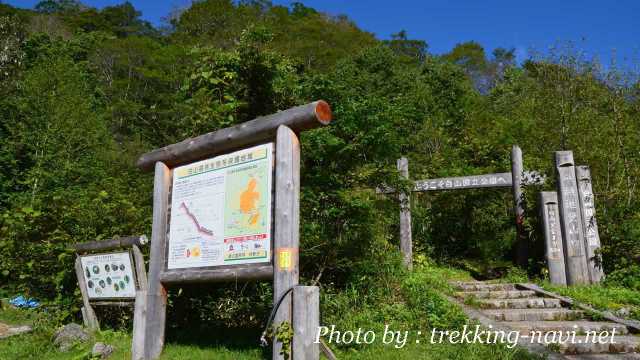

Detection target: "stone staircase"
[452, 281, 640, 359]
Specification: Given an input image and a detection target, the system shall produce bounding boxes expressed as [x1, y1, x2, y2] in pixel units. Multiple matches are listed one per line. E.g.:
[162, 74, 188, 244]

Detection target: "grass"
[0, 261, 543, 360]
[539, 280, 640, 321]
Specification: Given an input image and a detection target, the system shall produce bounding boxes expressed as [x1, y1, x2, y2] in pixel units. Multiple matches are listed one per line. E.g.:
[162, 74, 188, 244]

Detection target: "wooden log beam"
[136, 101, 332, 172]
[555, 151, 590, 285]
[293, 286, 319, 360]
[159, 265, 273, 284]
[273, 125, 301, 360]
[72, 235, 148, 253]
[143, 162, 171, 359]
[539, 192, 567, 286]
[397, 157, 413, 270]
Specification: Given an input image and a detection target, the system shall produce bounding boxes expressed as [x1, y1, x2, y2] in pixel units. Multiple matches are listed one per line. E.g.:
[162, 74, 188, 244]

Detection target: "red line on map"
[180, 202, 214, 238]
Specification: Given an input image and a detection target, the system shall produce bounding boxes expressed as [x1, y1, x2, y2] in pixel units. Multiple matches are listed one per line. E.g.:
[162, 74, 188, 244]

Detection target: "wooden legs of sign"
[293, 286, 320, 360]
[511, 145, 528, 268]
[75, 256, 100, 331]
[131, 244, 149, 360]
[397, 157, 413, 270]
[142, 162, 171, 360]
[273, 125, 301, 360]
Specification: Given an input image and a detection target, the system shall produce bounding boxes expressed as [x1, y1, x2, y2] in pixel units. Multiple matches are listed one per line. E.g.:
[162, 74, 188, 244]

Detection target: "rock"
[91, 342, 114, 359]
[615, 307, 631, 318]
[53, 323, 90, 352]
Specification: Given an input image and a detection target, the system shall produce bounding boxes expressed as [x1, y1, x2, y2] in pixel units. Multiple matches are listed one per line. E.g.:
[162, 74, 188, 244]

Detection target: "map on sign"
[80, 252, 136, 299]
[167, 143, 273, 270]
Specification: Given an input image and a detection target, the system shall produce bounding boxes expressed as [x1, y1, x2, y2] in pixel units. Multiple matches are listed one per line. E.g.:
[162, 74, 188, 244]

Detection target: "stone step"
[557, 335, 640, 354]
[454, 282, 516, 292]
[507, 321, 630, 335]
[484, 308, 585, 322]
[455, 290, 537, 299]
[565, 354, 640, 359]
[478, 297, 562, 309]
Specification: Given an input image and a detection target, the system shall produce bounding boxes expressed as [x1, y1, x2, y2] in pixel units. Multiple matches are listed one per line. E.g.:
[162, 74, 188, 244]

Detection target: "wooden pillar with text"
[136, 101, 332, 360]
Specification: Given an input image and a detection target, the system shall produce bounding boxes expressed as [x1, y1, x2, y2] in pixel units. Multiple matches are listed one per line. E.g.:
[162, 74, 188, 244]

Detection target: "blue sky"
[6, 0, 640, 70]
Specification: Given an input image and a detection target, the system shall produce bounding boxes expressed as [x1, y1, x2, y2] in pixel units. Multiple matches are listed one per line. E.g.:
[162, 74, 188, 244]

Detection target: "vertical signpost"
[539, 192, 567, 285]
[397, 157, 413, 270]
[576, 165, 604, 283]
[136, 101, 332, 360]
[555, 151, 590, 285]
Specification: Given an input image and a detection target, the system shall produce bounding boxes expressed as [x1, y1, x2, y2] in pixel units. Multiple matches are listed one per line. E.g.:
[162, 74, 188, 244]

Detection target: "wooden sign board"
[166, 143, 273, 271]
[138, 101, 332, 360]
[80, 251, 137, 299]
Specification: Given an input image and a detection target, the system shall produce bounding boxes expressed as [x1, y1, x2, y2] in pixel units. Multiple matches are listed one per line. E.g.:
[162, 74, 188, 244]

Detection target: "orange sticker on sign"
[277, 248, 297, 271]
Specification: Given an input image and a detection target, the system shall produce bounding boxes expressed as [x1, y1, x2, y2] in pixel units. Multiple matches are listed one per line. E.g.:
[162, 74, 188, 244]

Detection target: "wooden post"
[511, 145, 527, 268]
[131, 245, 148, 360]
[555, 151, 590, 285]
[143, 162, 171, 359]
[539, 192, 567, 286]
[292, 286, 319, 360]
[397, 157, 413, 270]
[273, 125, 300, 360]
[74, 256, 99, 331]
[576, 165, 604, 283]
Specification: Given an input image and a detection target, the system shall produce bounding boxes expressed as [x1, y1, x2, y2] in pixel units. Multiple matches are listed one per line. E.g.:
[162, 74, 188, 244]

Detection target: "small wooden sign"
[80, 251, 137, 300]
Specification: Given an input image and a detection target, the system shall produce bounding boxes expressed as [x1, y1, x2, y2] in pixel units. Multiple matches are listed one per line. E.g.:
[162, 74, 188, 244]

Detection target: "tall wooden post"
[539, 192, 567, 285]
[576, 165, 604, 283]
[292, 286, 319, 360]
[273, 125, 300, 360]
[555, 151, 590, 285]
[511, 145, 527, 267]
[397, 157, 413, 270]
[131, 244, 148, 360]
[75, 256, 99, 331]
[143, 162, 171, 359]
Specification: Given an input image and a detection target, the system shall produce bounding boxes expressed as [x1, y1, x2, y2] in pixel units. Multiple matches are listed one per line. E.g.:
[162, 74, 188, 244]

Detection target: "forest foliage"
[0, 0, 639, 329]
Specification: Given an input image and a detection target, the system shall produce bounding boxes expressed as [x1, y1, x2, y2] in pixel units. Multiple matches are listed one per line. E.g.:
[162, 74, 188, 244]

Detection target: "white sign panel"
[80, 252, 136, 299]
[168, 143, 273, 270]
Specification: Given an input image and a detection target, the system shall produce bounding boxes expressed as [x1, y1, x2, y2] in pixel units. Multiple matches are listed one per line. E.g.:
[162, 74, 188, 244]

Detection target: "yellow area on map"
[240, 178, 261, 227]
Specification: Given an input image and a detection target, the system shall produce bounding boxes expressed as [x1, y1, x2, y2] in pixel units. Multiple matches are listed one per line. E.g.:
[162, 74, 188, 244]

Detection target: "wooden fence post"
[511, 145, 527, 267]
[273, 125, 300, 360]
[576, 165, 604, 283]
[293, 286, 319, 360]
[397, 157, 413, 270]
[143, 162, 171, 359]
[555, 151, 590, 285]
[131, 244, 148, 360]
[75, 256, 99, 331]
[539, 192, 567, 285]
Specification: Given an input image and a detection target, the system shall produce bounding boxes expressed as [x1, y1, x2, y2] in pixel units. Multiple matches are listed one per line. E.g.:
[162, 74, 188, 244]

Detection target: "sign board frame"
[137, 101, 332, 360]
[72, 235, 149, 359]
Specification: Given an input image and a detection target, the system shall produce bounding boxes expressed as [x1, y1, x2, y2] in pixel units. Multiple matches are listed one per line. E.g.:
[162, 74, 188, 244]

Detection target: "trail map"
[167, 143, 273, 269]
